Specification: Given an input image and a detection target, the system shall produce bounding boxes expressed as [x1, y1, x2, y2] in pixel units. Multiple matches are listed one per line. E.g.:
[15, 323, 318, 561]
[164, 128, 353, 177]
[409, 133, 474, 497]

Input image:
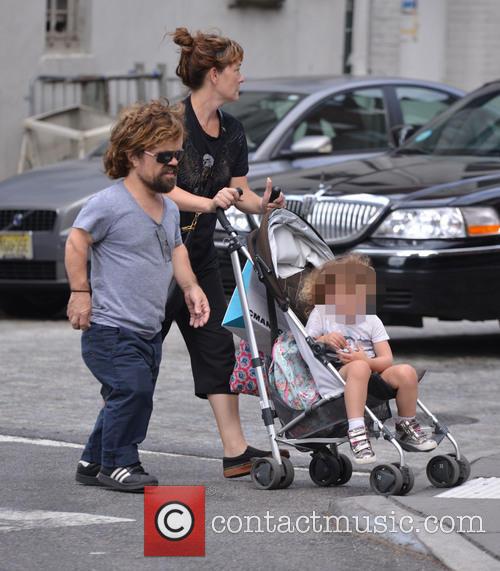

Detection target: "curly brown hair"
[300, 253, 376, 313]
[103, 99, 184, 179]
[171, 27, 244, 90]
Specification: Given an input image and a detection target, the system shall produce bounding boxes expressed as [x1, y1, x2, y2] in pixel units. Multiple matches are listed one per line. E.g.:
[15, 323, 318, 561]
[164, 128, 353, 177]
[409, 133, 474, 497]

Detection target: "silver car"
[0, 76, 463, 315]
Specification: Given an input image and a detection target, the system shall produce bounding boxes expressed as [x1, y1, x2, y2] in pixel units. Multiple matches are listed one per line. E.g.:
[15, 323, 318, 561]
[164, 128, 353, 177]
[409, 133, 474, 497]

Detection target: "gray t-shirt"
[73, 180, 181, 338]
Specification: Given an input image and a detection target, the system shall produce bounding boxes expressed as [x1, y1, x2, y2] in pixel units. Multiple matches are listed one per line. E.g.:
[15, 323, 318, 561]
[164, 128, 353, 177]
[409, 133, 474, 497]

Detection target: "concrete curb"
[328, 495, 500, 571]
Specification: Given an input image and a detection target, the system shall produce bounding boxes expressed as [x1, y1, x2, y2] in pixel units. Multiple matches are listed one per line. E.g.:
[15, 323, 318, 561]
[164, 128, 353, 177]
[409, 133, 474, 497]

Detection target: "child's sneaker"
[348, 426, 377, 464]
[395, 419, 437, 452]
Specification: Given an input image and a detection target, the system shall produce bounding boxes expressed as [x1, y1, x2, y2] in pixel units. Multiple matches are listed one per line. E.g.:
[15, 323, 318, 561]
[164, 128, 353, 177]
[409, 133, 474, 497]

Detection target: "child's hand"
[321, 332, 347, 350]
[336, 342, 369, 364]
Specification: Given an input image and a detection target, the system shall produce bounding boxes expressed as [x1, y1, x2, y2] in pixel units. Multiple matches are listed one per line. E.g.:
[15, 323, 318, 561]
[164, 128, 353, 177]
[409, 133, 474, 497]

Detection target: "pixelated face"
[314, 262, 377, 323]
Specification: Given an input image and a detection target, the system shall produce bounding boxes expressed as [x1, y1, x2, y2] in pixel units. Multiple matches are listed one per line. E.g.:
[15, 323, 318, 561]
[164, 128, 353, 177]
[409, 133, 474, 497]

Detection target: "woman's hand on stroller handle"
[215, 188, 243, 234]
[212, 187, 243, 211]
[261, 177, 286, 212]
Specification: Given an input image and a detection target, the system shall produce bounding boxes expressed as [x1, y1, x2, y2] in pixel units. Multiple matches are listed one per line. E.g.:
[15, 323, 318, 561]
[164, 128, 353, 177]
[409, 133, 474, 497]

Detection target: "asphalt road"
[0, 314, 499, 570]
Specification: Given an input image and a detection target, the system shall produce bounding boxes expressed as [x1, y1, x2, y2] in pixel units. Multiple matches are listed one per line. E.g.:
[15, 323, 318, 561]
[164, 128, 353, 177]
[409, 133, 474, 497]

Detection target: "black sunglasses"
[144, 149, 184, 165]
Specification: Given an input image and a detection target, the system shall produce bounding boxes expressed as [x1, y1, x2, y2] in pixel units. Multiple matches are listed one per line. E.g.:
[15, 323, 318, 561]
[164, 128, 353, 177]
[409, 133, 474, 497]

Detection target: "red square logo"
[144, 486, 205, 557]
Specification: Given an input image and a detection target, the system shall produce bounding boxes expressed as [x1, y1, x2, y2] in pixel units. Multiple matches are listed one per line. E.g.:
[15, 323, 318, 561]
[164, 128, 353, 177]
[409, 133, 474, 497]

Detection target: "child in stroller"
[301, 253, 437, 464]
[221, 206, 469, 494]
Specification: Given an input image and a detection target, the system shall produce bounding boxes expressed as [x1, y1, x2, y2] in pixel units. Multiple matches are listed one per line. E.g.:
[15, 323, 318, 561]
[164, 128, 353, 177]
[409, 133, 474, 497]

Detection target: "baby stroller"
[218, 204, 471, 496]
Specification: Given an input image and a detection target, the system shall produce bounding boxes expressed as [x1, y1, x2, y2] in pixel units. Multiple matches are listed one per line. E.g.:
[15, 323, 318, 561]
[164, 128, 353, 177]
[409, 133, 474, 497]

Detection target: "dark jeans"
[80, 322, 162, 468]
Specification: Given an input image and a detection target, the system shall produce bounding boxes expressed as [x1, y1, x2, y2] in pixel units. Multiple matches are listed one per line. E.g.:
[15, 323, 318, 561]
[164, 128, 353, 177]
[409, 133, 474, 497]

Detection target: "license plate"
[0, 232, 33, 259]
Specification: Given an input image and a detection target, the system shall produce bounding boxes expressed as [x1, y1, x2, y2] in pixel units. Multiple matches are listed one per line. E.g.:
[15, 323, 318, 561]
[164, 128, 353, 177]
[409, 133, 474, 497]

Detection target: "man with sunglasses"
[65, 100, 210, 492]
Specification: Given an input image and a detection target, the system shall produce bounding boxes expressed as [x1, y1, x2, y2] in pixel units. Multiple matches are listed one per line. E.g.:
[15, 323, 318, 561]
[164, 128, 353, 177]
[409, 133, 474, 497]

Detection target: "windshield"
[400, 90, 500, 156]
[223, 90, 304, 151]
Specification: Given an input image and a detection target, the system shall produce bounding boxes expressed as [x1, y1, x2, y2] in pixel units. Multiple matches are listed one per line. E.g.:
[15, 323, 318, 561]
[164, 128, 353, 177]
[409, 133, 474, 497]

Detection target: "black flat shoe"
[223, 445, 290, 478]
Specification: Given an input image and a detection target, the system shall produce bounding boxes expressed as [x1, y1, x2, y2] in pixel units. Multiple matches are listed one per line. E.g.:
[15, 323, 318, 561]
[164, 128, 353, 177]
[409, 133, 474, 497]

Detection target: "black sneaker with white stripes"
[97, 463, 158, 492]
[75, 460, 102, 486]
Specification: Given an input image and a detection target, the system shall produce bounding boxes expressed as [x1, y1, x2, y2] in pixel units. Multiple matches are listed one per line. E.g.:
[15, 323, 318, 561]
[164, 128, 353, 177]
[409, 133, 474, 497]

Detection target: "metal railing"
[27, 62, 179, 117]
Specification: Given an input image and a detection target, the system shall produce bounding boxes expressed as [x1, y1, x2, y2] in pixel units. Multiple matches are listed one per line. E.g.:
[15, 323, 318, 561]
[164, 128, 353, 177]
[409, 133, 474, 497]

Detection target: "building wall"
[0, 0, 347, 181]
[367, 0, 401, 76]
[445, 0, 500, 91]
[4, 0, 500, 182]
[368, 0, 500, 90]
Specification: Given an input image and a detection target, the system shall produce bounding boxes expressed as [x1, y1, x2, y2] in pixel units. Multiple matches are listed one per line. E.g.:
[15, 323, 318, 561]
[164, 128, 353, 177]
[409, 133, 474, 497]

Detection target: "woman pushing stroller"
[301, 253, 437, 464]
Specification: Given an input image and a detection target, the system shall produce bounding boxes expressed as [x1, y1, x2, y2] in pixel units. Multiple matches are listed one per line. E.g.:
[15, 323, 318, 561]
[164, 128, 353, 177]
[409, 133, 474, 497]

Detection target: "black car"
[216, 80, 500, 326]
[0, 76, 463, 316]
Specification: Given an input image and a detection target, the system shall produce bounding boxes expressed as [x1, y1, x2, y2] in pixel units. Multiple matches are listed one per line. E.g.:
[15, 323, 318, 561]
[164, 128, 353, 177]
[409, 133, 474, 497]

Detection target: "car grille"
[285, 196, 387, 243]
[0, 261, 57, 280]
[0, 210, 57, 231]
[383, 288, 413, 307]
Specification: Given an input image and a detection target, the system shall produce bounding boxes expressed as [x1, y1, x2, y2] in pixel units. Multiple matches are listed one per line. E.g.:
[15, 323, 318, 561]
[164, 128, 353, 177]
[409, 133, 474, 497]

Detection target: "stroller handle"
[216, 187, 244, 235]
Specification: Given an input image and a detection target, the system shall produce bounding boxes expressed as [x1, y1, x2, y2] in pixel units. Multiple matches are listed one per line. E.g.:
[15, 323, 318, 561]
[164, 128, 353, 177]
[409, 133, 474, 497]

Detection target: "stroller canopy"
[248, 208, 346, 398]
[248, 209, 334, 309]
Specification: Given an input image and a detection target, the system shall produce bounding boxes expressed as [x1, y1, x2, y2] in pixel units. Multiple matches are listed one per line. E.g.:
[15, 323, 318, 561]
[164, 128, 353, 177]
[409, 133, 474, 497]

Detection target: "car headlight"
[374, 207, 466, 239]
[373, 206, 500, 239]
[215, 206, 251, 232]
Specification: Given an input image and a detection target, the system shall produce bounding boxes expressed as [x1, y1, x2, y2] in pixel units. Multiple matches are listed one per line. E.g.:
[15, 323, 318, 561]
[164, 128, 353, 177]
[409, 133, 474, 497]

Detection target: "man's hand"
[336, 342, 370, 365]
[67, 292, 92, 330]
[212, 187, 242, 211]
[261, 177, 286, 213]
[183, 285, 210, 328]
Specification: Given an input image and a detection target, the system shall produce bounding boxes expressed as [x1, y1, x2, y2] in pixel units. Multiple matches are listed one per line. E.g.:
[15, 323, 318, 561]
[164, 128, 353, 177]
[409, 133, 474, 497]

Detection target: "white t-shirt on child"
[305, 306, 389, 358]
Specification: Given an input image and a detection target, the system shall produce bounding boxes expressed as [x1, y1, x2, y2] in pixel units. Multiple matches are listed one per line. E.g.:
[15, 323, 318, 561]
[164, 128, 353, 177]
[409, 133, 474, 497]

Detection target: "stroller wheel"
[251, 458, 283, 490]
[334, 454, 353, 486]
[391, 463, 415, 495]
[309, 453, 341, 487]
[277, 457, 295, 489]
[448, 454, 471, 486]
[426, 455, 460, 488]
[369, 464, 404, 496]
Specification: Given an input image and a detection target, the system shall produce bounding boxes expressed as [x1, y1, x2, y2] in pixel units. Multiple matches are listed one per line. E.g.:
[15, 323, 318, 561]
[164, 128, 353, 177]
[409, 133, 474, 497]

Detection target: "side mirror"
[391, 124, 418, 147]
[287, 135, 333, 157]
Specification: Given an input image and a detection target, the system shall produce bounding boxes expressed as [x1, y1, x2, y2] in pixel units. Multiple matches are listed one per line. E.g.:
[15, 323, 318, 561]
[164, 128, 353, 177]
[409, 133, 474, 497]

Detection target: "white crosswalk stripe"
[0, 509, 135, 533]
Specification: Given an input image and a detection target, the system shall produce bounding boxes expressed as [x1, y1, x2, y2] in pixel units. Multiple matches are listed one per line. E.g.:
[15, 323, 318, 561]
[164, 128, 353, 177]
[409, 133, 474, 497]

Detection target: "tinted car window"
[403, 92, 500, 156]
[396, 86, 459, 128]
[223, 91, 304, 151]
[286, 87, 389, 152]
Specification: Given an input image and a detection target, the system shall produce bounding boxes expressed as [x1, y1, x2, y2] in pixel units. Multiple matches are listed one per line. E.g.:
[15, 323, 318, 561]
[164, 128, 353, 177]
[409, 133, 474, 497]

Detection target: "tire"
[251, 458, 283, 490]
[309, 453, 341, 487]
[392, 463, 415, 496]
[277, 457, 295, 489]
[448, 453, 471, 486]
[0, 291, 68, 318]
[334, 454, 353, 486]
[370, 464, 404, 496]
[426, 455, 460, 488]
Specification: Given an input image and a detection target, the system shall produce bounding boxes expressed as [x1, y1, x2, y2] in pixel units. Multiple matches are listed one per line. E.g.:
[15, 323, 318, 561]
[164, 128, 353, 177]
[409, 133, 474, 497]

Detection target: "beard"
[138, 166, 177, 194]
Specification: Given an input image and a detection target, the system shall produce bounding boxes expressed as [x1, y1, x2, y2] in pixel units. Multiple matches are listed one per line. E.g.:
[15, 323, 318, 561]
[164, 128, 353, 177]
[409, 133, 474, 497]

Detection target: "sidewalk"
[329, 453, 500, 571]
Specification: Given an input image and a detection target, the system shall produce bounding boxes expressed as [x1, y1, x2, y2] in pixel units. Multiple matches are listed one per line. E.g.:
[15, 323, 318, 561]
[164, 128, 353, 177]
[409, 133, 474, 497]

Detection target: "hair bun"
[173, 27, 195, 50]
